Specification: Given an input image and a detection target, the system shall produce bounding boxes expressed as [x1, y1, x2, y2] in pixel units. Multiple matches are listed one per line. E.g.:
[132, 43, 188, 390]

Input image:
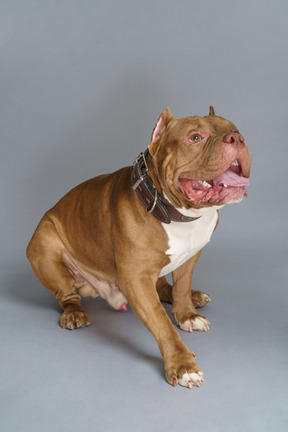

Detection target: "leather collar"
[130, 149, 200, 224]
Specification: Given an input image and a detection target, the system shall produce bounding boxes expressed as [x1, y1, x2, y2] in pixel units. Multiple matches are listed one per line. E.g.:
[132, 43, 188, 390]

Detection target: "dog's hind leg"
[156, 276, 211, 308]
[26, 217, 90, 329]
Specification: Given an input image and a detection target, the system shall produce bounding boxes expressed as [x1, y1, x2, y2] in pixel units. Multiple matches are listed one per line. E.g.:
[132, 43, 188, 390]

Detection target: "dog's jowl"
[27, 107, 251, 388]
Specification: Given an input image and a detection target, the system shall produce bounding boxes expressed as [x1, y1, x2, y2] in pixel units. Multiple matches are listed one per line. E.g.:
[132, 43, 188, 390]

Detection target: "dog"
[27, 106, 251, 388]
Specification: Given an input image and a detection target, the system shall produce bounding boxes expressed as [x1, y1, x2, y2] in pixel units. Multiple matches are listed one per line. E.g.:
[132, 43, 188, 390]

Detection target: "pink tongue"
[213, 168, 250, 187]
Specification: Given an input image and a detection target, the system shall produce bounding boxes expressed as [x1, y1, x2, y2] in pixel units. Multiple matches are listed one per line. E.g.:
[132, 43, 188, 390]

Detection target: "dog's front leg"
[156, 276, 211, 308]
[118, 272, 204, 388]
[172, 251, 210, 332]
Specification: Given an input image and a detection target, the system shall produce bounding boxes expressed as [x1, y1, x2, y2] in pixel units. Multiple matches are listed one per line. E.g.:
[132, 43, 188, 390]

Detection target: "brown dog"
[27, 106, 251, 388]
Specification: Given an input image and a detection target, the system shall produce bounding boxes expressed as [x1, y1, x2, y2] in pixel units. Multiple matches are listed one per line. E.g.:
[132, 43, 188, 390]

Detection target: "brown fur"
[27, 107, 251, 387]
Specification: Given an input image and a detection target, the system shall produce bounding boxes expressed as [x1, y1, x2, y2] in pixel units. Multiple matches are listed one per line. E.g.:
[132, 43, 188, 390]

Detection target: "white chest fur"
[159, 206, 220, 277]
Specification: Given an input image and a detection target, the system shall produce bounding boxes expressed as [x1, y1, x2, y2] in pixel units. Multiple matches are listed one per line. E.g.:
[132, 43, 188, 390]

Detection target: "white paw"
[180, 316, 210, 332]
[178, 371, 204, 388]
[202, 293, 211, 303]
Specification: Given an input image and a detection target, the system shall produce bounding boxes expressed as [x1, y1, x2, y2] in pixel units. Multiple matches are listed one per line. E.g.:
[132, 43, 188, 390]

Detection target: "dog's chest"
[159, 208, 218, 277]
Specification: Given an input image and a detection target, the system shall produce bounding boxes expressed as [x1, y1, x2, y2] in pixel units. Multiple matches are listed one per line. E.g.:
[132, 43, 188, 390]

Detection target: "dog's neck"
[163, 193, 224, 218]
[131, 150, 201, 224]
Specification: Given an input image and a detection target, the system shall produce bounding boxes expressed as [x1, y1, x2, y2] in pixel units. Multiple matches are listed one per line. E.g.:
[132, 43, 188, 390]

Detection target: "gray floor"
[1, 238, 287, 432]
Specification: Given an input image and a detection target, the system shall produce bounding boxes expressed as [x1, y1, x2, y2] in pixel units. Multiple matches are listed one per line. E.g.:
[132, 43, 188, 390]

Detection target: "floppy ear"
[209, 106, 215, 116]
[149, 107, 174, 156]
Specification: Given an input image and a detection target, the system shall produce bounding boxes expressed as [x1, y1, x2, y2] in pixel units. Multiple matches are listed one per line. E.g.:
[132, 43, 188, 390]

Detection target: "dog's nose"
[223, 132, 244, 144]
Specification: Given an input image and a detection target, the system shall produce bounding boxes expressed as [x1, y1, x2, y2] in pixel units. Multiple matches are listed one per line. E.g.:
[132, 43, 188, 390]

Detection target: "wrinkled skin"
[149, 107, 251, 208]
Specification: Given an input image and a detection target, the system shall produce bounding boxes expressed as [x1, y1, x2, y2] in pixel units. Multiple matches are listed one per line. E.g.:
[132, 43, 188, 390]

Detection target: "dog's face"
[149, 107, 252, 208]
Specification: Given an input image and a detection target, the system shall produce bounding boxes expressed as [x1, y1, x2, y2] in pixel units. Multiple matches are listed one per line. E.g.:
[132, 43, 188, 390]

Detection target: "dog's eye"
[190, 134, 201, 143]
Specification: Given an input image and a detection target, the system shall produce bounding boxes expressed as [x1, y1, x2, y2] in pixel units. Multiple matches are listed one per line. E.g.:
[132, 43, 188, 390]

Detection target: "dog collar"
[131, 149, 200, 224]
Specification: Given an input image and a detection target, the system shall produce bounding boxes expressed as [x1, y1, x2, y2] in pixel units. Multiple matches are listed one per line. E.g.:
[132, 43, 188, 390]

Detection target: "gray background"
[1, 1, 287, 431]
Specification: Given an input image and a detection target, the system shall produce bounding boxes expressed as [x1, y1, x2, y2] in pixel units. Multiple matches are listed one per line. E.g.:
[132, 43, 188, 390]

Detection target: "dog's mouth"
[178, 160, 250, 205]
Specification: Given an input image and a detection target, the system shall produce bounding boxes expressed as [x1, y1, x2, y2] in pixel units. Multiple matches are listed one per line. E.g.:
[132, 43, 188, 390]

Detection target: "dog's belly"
[159, 207, 218, 277]
[61, 250, 127, 309]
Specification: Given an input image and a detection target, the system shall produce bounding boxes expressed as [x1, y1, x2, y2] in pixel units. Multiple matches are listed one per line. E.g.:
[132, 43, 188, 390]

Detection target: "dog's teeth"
[232, 160, 239, 166]
[223, 184, 228, 187]
[199, 180, 211, 187]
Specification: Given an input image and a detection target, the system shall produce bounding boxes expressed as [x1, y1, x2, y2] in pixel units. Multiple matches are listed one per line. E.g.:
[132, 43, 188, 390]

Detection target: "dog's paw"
[165, 351, 204, 389]
[191, 290, 211, 308]
[174, 313, 210, 332]
[178, 371, 204, 388]
[180, 316, 210, 332]
[60, 306, 90, 330]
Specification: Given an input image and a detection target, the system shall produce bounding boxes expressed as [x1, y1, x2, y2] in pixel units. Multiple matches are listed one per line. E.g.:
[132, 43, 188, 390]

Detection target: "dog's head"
[148, 107, 252, 208]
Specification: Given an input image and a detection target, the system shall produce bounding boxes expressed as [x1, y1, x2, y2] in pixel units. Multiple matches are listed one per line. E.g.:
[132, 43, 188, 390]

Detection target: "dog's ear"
[209, 106, 215, 116]
[149, 107, 174, 156]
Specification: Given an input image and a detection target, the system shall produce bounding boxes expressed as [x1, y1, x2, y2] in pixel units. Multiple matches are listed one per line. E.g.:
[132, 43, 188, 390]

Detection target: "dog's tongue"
[213, 168, 250, 187]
